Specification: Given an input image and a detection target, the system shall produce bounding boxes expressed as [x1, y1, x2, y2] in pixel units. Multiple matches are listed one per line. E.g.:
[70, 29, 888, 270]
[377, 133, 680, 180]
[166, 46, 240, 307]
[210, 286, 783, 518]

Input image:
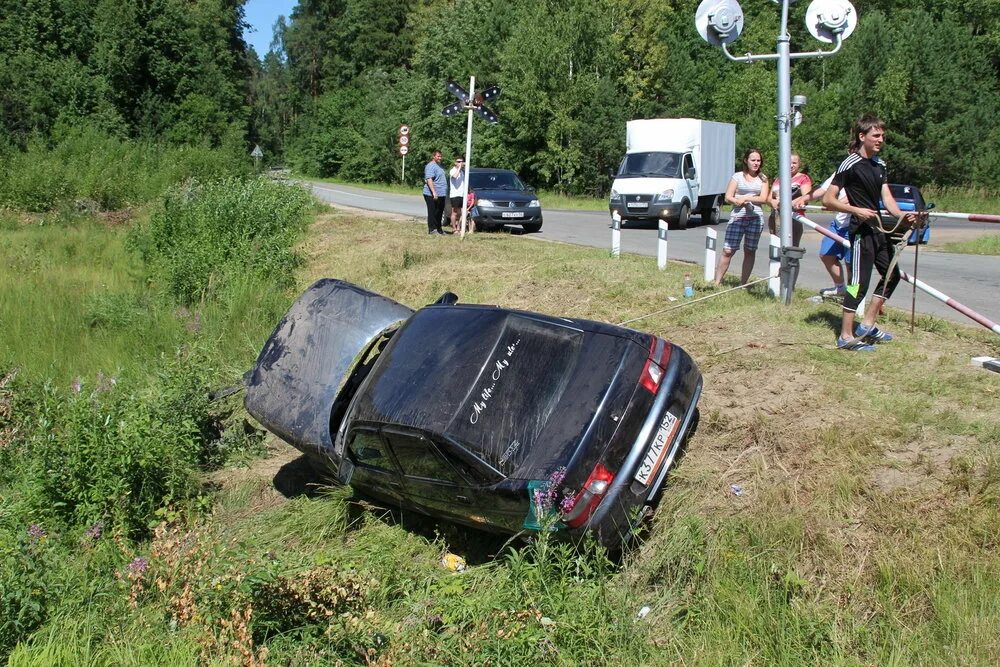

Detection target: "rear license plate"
[501, 211, 524, 218]
[626, 202, 648, 208]
[634, 411, 680, 486]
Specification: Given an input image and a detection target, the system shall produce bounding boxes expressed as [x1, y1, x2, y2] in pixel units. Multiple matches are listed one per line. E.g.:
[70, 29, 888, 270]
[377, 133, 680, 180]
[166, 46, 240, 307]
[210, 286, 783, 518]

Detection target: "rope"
[617, 272, 779, 326]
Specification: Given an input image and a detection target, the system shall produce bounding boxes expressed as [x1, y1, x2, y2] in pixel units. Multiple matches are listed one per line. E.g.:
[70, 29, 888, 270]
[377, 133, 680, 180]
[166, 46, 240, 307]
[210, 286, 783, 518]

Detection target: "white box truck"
[609, 118, 736, 229]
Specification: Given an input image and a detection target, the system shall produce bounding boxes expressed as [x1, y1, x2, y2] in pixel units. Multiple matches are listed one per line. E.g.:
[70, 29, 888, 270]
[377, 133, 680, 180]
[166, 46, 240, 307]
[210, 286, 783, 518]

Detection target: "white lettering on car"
[469, 337, 521, 424]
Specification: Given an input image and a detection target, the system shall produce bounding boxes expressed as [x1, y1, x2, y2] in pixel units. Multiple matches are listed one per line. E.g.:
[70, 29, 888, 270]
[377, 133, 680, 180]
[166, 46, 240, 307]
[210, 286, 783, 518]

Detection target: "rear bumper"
[571, 346, 702, 550]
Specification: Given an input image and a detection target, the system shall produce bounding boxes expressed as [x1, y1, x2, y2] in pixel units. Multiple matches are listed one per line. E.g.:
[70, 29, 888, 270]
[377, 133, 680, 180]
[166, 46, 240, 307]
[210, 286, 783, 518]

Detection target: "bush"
[0, 127, 247, 212]
[15, 357, 218, 539]
[128, 177, 312, 304]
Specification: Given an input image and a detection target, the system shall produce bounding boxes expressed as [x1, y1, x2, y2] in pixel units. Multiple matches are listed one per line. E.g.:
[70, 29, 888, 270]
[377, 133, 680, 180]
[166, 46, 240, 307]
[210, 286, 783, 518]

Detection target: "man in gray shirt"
[423, 150, 447, 235]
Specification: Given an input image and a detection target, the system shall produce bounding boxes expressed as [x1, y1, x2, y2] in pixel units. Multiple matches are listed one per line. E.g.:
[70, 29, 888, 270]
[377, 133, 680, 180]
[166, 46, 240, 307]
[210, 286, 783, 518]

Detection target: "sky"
[243, 0, 297, 56]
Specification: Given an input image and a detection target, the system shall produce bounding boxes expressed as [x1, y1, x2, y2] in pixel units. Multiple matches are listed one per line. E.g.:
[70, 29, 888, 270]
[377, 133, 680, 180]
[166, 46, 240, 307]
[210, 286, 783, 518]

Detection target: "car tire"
[673, 203, 690, 230]
[521, 222, 542, 233]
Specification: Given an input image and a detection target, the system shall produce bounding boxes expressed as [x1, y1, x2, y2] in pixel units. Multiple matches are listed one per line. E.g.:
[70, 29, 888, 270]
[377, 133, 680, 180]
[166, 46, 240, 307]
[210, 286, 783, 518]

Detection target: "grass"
[5, 204, 1000, 664]
[942, 235, 1000, 255]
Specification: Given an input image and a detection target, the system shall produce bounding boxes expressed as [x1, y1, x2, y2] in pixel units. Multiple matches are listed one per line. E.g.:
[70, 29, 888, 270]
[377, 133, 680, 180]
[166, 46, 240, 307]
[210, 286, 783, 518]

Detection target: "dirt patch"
[873, 438, 969, 494]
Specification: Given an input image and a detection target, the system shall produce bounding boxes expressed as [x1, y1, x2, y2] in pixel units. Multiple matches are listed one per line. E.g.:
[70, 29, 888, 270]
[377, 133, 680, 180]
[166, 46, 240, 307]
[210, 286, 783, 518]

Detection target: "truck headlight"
[528, 199, 540, 208]
[477, 199, 495, 208]
[610, 189, 622, 202]
[654, 189, 674, 202]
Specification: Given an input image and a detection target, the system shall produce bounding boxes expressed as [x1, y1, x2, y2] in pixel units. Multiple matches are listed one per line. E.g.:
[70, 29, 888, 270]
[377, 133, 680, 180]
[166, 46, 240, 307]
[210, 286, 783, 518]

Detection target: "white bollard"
[704, 228, 717, 282]
[657, 219, 668, 270]
[768, 234, 781, 298]
[611, 211, 621, 258]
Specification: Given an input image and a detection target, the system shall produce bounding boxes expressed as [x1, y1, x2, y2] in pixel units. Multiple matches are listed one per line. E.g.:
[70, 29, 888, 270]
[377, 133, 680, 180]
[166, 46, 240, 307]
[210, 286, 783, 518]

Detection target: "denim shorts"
[724, 215, 764, 252]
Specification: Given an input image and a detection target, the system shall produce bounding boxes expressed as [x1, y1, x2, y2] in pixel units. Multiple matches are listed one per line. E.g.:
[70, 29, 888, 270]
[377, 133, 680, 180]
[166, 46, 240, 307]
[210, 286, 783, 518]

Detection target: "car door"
[344, 426, 405, 506]
[382, 428, 481, 523]
[682, 153, 699, 204]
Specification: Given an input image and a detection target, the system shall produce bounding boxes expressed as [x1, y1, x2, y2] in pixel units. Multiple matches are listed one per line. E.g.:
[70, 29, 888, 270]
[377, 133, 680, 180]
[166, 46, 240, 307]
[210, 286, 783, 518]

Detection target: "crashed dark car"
[245, 279, 702, 550]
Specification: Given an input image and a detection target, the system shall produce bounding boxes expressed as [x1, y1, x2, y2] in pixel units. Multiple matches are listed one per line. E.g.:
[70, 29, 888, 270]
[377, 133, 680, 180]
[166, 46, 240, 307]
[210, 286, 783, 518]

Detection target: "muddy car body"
[245, 279, 702, 549]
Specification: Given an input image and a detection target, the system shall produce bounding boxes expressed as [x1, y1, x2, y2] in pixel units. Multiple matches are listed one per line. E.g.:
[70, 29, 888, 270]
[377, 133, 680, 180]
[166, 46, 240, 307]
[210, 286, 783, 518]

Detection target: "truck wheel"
[701, 206, 720, 225]
[676, 203, 690, 230]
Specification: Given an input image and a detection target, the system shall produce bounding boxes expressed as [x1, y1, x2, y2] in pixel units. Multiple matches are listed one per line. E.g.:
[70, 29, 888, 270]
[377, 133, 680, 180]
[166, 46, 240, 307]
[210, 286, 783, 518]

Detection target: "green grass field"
[943, 235, 1000, 255]
[3, 203, 999, 665]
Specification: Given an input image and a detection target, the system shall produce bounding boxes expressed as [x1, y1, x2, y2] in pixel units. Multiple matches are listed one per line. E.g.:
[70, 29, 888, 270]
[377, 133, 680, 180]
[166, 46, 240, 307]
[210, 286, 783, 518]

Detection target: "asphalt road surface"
[306, 180, 1000, 329]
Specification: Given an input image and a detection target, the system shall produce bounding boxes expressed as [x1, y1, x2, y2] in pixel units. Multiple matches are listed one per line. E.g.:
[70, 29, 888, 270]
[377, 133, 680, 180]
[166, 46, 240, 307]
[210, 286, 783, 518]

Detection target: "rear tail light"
[639, 337, 672, 394]
[562, 463, 615, 528]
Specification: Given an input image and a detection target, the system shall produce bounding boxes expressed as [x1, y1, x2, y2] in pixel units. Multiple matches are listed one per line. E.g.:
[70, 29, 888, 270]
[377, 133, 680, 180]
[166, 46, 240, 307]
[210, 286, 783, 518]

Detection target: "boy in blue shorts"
[810, 174, 851, 298]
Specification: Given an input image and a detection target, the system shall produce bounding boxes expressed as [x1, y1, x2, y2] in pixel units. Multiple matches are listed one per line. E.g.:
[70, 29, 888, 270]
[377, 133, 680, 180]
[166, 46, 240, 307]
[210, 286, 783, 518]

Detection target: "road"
[305, 181, 1000, 328]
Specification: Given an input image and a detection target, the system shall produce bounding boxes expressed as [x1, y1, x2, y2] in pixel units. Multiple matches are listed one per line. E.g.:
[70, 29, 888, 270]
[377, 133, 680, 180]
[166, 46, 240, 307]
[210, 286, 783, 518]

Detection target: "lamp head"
[695, 0, 745, 46]
[805, 0, 858, 44]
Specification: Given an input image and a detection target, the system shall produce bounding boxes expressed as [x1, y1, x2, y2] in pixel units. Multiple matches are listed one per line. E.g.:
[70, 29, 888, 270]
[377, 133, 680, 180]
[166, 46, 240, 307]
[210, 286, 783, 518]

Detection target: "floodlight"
[805, 0, 857, 44]
[695, 0, 745, 46]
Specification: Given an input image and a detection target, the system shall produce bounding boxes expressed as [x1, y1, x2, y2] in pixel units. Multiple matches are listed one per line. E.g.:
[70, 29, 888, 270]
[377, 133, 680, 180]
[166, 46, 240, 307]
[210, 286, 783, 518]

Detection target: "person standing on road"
[448, 158, 472, 233]
[810, 173, 852, 298]
[423, 150, 447, 235]
[767, 151, 812, 246]
[715, 148, 770, 285]
[823, 114, 915, 351]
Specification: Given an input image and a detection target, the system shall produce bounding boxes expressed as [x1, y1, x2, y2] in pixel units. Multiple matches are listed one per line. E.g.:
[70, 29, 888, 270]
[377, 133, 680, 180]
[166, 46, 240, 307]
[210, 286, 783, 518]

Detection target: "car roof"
[346, 305, 648, 478]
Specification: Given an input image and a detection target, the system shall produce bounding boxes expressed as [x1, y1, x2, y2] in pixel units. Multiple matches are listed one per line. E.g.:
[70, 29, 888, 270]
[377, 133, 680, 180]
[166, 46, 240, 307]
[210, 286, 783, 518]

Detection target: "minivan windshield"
[616, 152, 683, 178]
[470, 171, 528, 191]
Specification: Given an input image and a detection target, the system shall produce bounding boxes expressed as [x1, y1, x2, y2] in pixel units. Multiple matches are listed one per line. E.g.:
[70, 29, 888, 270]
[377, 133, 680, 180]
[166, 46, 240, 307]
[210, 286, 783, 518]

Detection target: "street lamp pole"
[696, 0, 857, 303]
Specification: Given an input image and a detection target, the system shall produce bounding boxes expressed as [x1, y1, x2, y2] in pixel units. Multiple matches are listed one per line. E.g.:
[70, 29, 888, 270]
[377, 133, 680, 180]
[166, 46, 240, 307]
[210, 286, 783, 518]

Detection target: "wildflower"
[71, 377, 83, 393]
[27, 523, 45, 541]
[128, 556, 150, 575]
[559, 495, 577, 514]
[84, 522, 103, 540]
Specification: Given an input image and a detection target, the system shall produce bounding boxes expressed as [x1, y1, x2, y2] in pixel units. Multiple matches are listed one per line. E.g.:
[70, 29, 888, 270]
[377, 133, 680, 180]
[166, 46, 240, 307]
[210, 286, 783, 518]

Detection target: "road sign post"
[398, 125, 410, 182]
[250, 144, 263, 171]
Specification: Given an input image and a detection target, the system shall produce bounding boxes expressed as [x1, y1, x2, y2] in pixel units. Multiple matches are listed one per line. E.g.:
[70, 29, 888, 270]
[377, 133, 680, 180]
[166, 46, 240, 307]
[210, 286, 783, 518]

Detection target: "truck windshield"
[617, 152, 683, 178]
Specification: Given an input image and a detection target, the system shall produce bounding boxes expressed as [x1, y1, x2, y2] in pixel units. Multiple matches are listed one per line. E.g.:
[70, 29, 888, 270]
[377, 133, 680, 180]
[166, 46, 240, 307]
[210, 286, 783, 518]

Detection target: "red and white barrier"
[793, 213, 850, 247]
[803, 205, 1000, 225]
[899, 271, 1000, 337]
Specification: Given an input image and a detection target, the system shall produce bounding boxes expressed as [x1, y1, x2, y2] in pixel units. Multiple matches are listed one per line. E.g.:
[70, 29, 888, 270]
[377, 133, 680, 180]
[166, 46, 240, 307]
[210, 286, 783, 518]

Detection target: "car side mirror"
[685, 167, 696, 180]
[607, 167, 616, 179]
[432, 292, 458, 306]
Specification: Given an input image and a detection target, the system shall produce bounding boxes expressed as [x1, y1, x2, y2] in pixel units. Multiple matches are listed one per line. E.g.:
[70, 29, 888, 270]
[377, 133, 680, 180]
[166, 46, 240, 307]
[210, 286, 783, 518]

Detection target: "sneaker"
[855, 324, 893, 343]
[836, 336, 876, 352]
[819, 286, 844, 298]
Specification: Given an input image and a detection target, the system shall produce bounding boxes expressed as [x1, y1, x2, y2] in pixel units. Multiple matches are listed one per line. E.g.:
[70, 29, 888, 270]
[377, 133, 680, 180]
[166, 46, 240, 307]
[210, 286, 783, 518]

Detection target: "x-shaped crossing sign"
[441, 80, 501, 124]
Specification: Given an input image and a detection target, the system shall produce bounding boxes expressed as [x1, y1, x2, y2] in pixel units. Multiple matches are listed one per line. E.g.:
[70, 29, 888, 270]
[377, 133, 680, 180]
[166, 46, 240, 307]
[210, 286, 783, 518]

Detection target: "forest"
[2, 0, 1000, 197]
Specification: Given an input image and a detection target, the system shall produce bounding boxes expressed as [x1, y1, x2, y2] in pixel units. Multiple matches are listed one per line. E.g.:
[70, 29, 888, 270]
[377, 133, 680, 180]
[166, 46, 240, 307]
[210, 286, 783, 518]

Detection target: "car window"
[683, 154, 694, 174]
[385, 429, 465, 485]
[469, 172, 525, 191]
[347, 429, 394, 471]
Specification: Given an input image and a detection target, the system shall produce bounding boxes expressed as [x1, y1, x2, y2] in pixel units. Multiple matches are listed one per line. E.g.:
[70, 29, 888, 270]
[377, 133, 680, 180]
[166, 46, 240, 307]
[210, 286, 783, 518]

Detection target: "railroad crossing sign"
[441, 81, 501, 124]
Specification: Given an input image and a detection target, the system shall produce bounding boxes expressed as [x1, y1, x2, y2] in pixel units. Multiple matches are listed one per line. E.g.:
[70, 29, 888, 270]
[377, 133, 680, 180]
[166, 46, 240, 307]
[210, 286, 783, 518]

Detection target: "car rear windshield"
[617, 152, 683, 178]
[470, 171, 527, 191]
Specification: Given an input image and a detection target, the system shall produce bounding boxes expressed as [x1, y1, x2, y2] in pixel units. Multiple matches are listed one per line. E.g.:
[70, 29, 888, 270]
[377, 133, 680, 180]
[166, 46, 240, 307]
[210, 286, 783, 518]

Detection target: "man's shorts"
[449, 196, 463, 210]
[819, 223, 851, 262]
[724, 215, 764, 252]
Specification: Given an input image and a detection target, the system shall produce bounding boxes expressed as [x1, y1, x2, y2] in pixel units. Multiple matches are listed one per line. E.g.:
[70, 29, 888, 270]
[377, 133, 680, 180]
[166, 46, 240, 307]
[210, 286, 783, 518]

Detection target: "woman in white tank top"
[715, 148, 770, 285]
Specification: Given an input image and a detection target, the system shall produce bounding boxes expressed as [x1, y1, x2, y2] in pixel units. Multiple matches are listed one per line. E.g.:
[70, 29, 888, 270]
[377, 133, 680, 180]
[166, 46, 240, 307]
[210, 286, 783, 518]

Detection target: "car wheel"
[672, 203, 690, 230]
[521, 222, 542, 233]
